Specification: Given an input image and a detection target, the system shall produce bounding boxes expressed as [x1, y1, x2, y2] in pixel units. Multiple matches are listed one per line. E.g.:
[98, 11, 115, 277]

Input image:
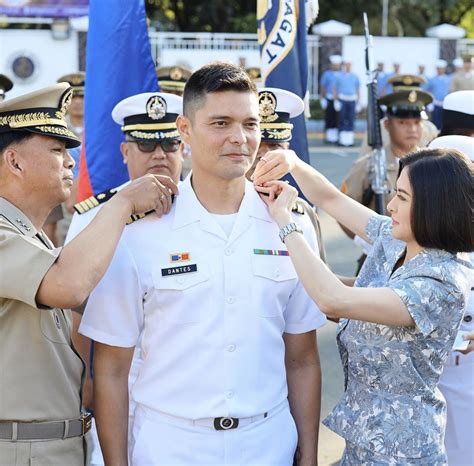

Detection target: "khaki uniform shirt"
[0, 198, 84, 422]
[341, 145, 400, 213]
[450, 71, 474, 92]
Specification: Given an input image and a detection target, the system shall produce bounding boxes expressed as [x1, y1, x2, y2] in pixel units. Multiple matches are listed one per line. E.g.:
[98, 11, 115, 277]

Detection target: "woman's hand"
[255, 180, 298, 227]
[460, 331, 474, 355]
[251, 149, 298, 187]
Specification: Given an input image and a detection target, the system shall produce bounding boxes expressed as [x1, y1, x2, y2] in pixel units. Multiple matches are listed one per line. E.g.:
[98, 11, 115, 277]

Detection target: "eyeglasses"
[126, 138, 181, 153]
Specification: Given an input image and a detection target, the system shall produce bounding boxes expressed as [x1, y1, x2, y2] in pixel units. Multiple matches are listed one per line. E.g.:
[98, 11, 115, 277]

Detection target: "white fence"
[149, 32, 321, 99]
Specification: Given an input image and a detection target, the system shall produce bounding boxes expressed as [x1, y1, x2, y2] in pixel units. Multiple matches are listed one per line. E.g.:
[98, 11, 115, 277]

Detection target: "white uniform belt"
[140, 399, 288, 431]
[433, 99, 443, 107]
[338, 94, 358, 101]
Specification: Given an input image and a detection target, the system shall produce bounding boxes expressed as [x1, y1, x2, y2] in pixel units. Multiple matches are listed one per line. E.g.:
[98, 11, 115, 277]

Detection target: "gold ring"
[260, 156, 267, 163]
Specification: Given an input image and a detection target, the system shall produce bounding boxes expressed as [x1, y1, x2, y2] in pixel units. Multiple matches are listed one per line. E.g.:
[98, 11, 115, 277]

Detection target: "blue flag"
[257, 0, 310, 166]
[79, 0, 158, 200]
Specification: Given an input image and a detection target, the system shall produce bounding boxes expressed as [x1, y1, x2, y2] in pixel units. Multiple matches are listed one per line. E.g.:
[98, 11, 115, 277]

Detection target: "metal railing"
[148, 31, 320, 98]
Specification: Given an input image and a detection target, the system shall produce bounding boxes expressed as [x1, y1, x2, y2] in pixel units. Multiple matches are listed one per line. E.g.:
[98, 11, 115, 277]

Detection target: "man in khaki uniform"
[358, 75, 438, 155]
[247, 87, 327, 262]
[0, 83, 176, 465]
[450, 57, 474, 92]
[341, 84, 431, 271]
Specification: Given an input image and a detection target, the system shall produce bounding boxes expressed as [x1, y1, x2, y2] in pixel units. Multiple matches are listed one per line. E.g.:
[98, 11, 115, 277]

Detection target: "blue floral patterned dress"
[323, 215, 472, 465]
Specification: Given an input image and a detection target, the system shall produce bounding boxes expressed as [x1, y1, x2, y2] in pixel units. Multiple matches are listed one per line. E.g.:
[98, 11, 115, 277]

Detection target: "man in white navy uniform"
[80, 62, 326, 466]
[65, 91, 184, 465]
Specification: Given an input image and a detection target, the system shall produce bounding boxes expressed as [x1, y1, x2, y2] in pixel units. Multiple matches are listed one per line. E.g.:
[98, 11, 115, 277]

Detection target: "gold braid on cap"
[35, 126, 77, 137]
[0, 112, 67, 129]
[129, 129, 180, 140]
[263, 128, 292, 140]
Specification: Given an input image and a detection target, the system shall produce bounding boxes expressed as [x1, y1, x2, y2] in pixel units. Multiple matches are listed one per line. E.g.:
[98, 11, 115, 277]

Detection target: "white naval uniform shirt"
[80, 177, 326, 420]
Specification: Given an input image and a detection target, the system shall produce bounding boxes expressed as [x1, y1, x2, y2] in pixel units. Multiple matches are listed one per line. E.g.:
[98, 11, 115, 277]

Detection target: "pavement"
[306, 131, 362, 465]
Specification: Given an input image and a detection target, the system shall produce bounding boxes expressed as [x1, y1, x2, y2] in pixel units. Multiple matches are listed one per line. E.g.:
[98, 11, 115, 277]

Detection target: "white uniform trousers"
[131, 399, 298, 466]
[438, 351, 474, 466]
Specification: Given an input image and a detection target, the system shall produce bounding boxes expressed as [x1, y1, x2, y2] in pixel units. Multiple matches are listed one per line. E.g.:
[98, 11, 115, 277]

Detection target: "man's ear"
[383, 118, 390, 130]
[120, 142, 129, 165]
[2, 148, 25, 178]
[176, 115, 191, 144]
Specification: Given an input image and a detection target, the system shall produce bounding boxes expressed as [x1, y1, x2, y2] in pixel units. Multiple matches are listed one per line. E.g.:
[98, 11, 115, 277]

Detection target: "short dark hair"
[0, 131, 34, 154]
[183, 62, 257, 118]
[398, 148, 473, 253]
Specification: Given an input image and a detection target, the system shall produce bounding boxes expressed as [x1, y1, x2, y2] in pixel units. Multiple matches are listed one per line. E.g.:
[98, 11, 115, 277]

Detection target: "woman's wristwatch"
[279, 222, 303, 243]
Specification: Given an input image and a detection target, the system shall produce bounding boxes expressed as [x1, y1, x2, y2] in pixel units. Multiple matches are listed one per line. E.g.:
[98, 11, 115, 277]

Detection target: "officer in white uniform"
[80, 62, 326, 466]
[439, 90, 474, 137]
[429, 134, 474, 466]
[65, 91, 184, 465]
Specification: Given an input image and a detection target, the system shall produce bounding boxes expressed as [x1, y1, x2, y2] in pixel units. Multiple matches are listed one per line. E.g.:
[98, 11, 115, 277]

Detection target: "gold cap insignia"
[403, 76, 413, 85]
[146, 95, 167, 120]
[170, 67, 183, 81]
[56, 88, 73, 119]
[259, 91, 278, 123]
[408, 90, 417, 103]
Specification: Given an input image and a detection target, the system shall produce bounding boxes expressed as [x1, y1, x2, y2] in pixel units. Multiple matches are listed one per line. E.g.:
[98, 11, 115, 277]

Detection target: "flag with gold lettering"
[257, 0, 312, 165]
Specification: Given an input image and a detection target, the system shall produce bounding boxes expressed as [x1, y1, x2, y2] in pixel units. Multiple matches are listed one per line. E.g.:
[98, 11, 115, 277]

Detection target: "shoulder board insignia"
[126, 210, 154, 225]
[74, 189, 118, 214]
[291, 201, 305, 215]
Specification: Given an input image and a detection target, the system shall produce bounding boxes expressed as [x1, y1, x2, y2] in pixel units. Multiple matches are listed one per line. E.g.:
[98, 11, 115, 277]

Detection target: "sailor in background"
[320, 54, 342, 144]
[156, 65, 192, 96]
[334, 60, 360, 147]
[426, 59, 452, 129]
[450, 57, 474, 92]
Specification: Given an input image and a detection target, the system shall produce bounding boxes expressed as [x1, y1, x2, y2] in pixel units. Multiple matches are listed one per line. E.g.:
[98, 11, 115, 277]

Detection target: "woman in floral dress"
[252, 148, 473, 465]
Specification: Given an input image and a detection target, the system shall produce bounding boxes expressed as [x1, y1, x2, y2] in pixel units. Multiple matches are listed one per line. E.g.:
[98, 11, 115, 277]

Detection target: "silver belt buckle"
[214, 416, 239, 430]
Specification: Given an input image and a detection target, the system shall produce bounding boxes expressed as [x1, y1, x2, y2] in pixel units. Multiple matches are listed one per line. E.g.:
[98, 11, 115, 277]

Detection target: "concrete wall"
[0, 29, 79, 99]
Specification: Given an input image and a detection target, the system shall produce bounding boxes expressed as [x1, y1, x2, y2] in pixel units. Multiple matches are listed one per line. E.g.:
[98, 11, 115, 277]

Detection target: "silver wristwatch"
[279, 222, 303, 243]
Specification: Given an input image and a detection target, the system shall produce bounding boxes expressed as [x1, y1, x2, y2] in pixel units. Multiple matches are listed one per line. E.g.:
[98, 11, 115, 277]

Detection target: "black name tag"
[161, 264, 198, 276]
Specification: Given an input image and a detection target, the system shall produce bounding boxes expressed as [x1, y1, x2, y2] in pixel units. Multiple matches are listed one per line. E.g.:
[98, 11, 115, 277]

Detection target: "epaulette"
[291, 201, 305, 215]
[74, 188, 118, 214]
[126, 212, 148, 225]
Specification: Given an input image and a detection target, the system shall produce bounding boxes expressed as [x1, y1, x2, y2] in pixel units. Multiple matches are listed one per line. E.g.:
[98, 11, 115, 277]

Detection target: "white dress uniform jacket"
[438, 252, 474, 466]
[80, 177, 326, 421]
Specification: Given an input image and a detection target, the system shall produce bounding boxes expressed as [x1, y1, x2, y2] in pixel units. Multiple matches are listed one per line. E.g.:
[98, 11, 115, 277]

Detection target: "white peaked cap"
[112, 92, 182, 125]
[259, 87, 305, 118]
[443, 90, 474, 114]
[429, 135, 474, 162]
[329, 54, 342, 65]
[453, 57, 464, 68]
[435, 59, 448, 68]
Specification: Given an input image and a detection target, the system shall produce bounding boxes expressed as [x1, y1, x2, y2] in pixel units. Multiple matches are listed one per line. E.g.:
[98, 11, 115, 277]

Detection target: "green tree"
[145, 0, 256, 32]
[145, 0, 473, 36]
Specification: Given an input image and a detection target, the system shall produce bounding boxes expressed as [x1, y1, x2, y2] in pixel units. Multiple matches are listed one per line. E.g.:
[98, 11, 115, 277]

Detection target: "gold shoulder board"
[74, 188, 117, 214]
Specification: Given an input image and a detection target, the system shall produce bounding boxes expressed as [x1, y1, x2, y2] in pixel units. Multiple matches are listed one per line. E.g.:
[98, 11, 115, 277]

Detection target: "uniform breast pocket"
[40, 308, 69, 344]
[152, 262, 210, 324]
[252, 255, 297, 317]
